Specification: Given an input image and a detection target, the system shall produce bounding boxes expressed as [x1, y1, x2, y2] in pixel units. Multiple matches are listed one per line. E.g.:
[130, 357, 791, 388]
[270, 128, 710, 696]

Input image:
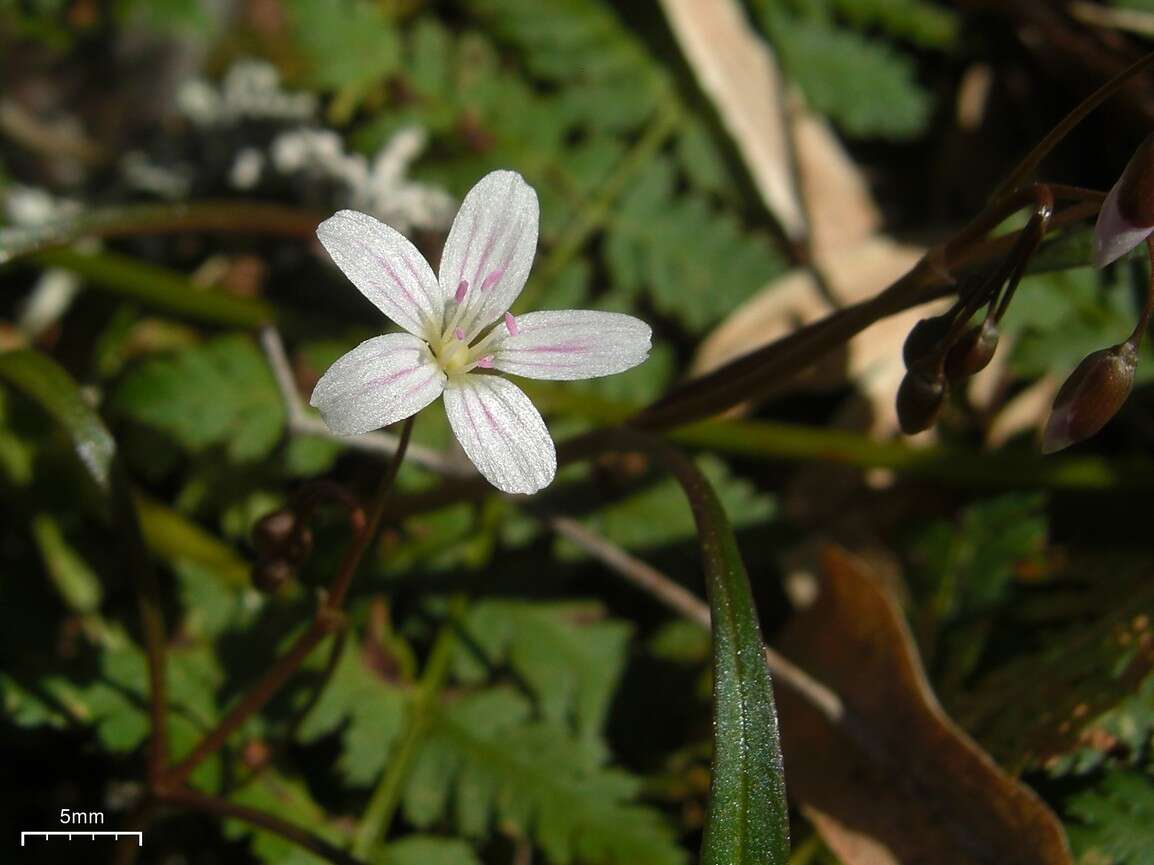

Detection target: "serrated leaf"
[452, 600, 631, 741]
[1067, 770, 1154, 865]
[297, 641, 408, 786]
[223, 769, 344, 865]
[380, 835, 482, 865]
[458, 0, 666, 131]
[287, 0, 401, 93]
[607, 157, 787, 333]
[828, 0, 958, 49]
[774, 20, 932, 139]
[405, 687, 686, 865]
[1004, 267, 1154, 383]
[112, 335, 285, 462]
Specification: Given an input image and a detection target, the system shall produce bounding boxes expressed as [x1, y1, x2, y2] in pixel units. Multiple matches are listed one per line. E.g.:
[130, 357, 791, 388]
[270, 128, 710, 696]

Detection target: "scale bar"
[21, 831, 142, 846]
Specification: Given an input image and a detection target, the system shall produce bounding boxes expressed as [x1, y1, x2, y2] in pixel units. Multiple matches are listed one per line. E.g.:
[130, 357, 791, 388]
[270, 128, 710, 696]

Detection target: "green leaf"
[297, 641, 408, 787]
[556, 455, 774, 557]
[405, 688, 685, 865]
[910, 493, 1048, 680]
[660, 450, 789, 865]
[1005, 266, 1154, 384]
[1067, 770, 1154, 865]
[0, 349, 115, 491]
[458, 0, 666, 131]
[380, 836, 482, 865]
[223, 769, 345, 865]
[30, 512, 103, 613]
[287, 0, 401, 93]
[606, 157, 787, 333]
[452, 600, 631, 741]
[773, 20, 932, 139]
[827, 0, 958, 49]
[134, 493, 250, 589]
[112, 334, 285, 462]
[32, 247, 274, 328]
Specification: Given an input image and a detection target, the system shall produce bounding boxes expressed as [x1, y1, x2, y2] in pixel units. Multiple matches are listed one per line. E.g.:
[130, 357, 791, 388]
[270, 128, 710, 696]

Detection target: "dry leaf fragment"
[776, 546, 1073, 865]
[658, 0, 807, 241]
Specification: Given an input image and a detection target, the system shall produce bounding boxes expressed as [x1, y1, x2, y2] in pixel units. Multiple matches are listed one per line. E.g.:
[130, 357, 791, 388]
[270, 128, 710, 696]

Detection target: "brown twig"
[259, 325, 471, 477]
[547, 502, 844, 725]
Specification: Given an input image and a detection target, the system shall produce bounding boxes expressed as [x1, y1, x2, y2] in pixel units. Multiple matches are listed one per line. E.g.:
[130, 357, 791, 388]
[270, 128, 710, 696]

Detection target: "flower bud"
[1042, 343, 1137, 454]
[251, 557, 295, 594]
[1094, 133, 1154, 268]
[252, 508, 313, 564]
[896, 370, 946, 434]
[944, 318, 999, 380]
[903, 314, 953, 369]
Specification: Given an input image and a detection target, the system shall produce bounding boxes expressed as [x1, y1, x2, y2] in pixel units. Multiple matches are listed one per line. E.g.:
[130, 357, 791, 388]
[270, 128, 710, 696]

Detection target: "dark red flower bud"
[903, 314, 953, 369]
[1042, 343, 1137, 454]
[252, 508, 313, 564]
[896, 370, 947, 434]
[944, 318, 999, 380]
[251, 558, 295, 594]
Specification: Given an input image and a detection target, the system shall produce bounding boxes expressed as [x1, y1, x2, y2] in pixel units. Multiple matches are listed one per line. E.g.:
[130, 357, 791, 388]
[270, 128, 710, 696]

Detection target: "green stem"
[352, 595, 466, 858]
[0, 200, 321, 264]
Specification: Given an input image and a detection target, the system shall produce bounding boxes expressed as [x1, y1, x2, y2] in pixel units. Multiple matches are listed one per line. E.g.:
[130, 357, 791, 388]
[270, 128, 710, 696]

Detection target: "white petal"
[438, 170, 539, 341]
[309, 333, 445, 435]
[317, 210, 443, 338]
[443, 374, 556, 494]
[491, 310, 652, 381]
[1094, 179, 1154, 268]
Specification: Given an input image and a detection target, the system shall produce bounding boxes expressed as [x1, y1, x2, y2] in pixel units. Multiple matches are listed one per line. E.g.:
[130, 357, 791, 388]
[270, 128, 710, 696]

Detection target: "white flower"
[310, 170, 652, 495]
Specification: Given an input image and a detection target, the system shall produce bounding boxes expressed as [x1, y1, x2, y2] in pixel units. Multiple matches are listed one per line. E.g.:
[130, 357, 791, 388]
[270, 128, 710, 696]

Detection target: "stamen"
[476, 355, 494, 368]
[504, 312, 519, 336]
[454, 327, 465, 341]
[480, 268, 505, 292]
[454, 280, 469, 303]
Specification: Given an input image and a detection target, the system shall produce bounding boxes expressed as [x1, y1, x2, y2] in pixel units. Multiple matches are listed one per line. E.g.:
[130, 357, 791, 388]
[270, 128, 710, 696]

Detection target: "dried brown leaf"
[776, 546, 1073, 865]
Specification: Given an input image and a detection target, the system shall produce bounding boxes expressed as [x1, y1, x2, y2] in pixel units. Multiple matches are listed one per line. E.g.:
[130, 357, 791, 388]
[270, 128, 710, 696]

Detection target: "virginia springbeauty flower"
[310, 170, 652, 494]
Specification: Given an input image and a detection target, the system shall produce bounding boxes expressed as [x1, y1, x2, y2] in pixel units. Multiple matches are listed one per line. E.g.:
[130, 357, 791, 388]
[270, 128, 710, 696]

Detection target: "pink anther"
[454, 327, 465, 341]
[454, 280, 469, 303]
[480, 268, 505, 292]
[504, 312, 519, 336]
[476, 356, 494, 368]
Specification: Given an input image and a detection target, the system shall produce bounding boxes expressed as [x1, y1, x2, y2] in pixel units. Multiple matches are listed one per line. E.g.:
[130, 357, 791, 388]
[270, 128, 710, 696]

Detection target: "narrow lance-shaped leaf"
[0, 348, 169, 772]
[661, 446, 789, 865]
[0, 349, 115, 491]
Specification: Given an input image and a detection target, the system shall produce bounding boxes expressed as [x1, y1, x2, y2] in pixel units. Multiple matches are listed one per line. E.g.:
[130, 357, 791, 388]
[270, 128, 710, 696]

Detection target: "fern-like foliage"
[451, 600, 632, 742]
[1067, 771, 1154, 865]
[753, 0, 940, 139]
[606, 157, 787, 331]
[405, 688, 686, 865]
[111, 335, 284, 462]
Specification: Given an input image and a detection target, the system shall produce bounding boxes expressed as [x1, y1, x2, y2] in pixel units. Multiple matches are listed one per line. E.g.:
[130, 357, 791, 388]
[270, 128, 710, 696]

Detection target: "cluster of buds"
[250, 507, 314, 593]
[898, 241, 1030, 435]
[898, 134, 1154, 451]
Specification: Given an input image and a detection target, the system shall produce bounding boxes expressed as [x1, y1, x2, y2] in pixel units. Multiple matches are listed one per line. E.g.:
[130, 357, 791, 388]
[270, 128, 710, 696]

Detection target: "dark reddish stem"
[157, 417, 413, 791]
[159, 788, 365, 865]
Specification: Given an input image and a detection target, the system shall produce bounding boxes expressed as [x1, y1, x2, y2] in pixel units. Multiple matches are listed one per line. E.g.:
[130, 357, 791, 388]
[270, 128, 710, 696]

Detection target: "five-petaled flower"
[310, 170, 652, 494]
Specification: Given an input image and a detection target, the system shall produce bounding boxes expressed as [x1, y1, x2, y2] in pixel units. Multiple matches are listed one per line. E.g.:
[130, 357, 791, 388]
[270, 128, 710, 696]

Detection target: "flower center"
[428, 325, 498, 377]
[426, 278, 519, 377]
